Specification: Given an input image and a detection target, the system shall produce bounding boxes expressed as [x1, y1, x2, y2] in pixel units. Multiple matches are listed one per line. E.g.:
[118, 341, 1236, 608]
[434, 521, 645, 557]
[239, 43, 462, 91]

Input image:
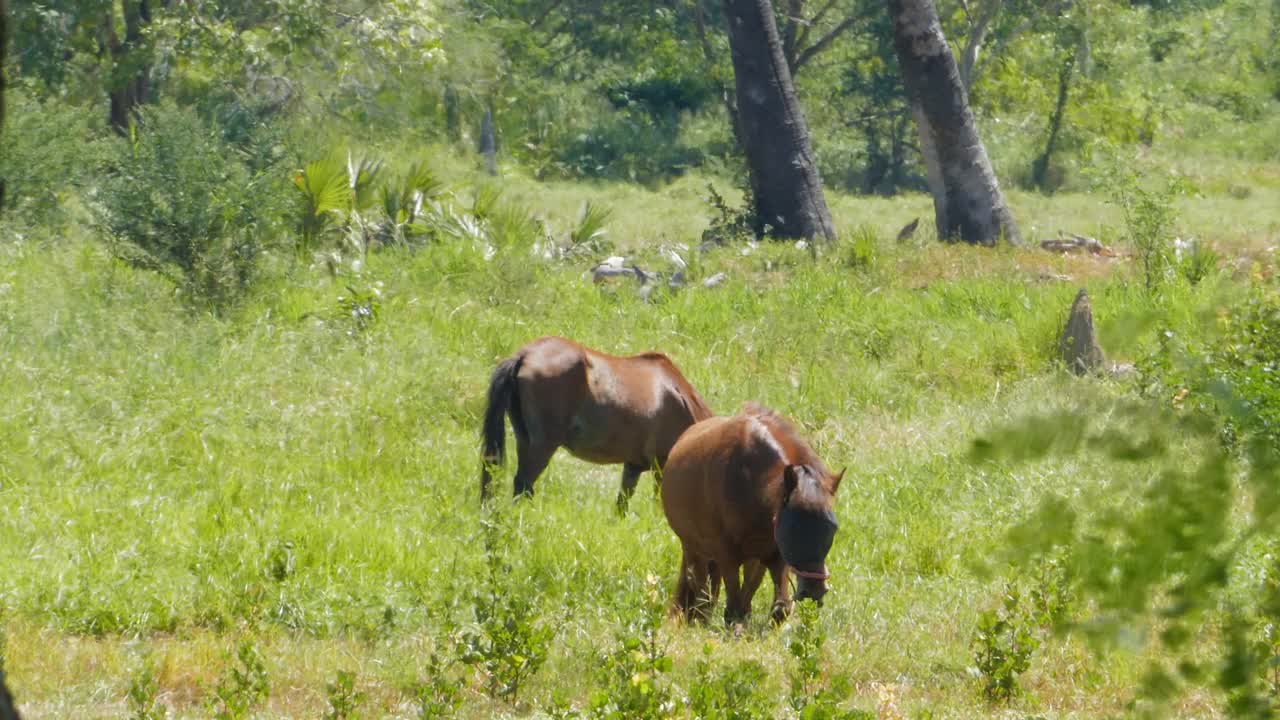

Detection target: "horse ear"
[782, 465, 800, 504]
[831, 467, 846, 493]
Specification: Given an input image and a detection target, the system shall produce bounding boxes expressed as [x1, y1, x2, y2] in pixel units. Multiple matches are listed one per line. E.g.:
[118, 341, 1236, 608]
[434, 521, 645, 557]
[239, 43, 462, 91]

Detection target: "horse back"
[661, 414, 786, 554]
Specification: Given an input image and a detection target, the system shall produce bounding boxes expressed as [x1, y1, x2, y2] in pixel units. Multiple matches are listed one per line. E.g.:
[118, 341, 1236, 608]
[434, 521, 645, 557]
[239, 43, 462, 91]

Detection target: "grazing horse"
[481, 336, 714, 510]
[661, 403, 843, 625]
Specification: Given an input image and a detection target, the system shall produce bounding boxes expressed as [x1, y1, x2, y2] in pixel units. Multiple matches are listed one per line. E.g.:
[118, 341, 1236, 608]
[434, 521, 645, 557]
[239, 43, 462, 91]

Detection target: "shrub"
[210, 640, 270, 720]
[456, 511, 554, 701]
[1099, 163, 1184, 294]
[94, 101, 278, 307]
[787, 600, 870, 719]
[588, 576, 675, 720]
[971, 585, 1041, 703]
[415, 652, 463, 719]
[0, 90, 109, 228]
[687, 647, 773, 720]
[127, 656, 165, 720]
[324, 669, 363, 720]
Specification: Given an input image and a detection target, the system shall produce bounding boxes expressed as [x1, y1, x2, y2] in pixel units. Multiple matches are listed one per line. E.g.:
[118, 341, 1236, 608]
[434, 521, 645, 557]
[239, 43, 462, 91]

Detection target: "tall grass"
[0, 197, 1243, 715]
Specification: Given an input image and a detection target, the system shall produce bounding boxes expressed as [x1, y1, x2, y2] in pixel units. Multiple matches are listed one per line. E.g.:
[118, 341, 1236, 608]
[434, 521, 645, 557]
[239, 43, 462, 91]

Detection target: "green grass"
[0, 168, 1271, 718]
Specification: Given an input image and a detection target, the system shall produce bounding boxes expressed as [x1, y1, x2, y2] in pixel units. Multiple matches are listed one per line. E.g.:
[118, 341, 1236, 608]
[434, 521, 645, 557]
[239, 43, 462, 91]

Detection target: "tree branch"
[529, 0, 566, 30]
[792, 11, 862, 72]
[781, 0, 804, 69]
[794, 0, 839, 51]
[970, 0, 1072, 89]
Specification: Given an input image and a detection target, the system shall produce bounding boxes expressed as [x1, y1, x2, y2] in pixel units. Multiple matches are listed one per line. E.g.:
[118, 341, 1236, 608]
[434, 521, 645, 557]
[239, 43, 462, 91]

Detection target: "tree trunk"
[443, 85, 460, 142]
[479, 106, 497, 175]
[107, 0, 152, 135]
[1, 669, 21, 720]
[889, 0, 1019, 245]
[1032, 47, 1076, 192]
[722, 0, 835, 241]
[1, 0, 7, 213]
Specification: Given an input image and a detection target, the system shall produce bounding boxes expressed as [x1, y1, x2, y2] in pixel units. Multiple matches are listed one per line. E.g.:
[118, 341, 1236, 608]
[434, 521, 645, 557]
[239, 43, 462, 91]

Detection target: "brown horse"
[481, 336, 714, 510]
[661, 403, 842, 625]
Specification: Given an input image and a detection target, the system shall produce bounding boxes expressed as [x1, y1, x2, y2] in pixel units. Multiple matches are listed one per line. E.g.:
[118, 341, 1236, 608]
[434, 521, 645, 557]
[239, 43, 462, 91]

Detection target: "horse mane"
[741, 403, 829, 476]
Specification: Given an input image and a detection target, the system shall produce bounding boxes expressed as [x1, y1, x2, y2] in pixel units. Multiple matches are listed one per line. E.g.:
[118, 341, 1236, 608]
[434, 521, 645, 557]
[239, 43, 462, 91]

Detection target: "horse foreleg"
[766, 556, 793, 624]
[615, 463, 646, 515]
[513, 436, 556, 497]
[741, 560, 767, 614]
[721, 559, 748, 626]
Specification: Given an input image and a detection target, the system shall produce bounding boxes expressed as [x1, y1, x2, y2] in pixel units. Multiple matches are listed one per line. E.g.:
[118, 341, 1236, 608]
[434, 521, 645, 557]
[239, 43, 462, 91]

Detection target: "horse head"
[776, 464, 844, 604]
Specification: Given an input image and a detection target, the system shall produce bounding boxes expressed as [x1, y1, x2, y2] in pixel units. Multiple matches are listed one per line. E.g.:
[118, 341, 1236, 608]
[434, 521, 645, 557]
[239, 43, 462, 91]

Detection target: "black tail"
[481, 354, 524, 500]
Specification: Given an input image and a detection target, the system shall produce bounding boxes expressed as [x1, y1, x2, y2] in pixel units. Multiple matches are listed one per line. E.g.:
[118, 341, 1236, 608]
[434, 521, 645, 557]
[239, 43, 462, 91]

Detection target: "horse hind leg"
[513, 434, 556, 498]
[673, 547, 711, 624]
[616, 463, 646, 515]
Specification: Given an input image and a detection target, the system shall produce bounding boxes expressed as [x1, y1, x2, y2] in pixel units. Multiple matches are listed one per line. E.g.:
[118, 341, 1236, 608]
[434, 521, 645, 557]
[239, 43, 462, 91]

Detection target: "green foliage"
[974, 303, 1280, 715]
[588, 577, 675, 720]
[0, 90, 107, 227]
[568, 202, 615, 256]
[127, 656, 165, 720]
[687, 646, 774, 720]
[971, 586, 1042, 703]
[787, 600, 868, 720]
[210, 640, 270, 720]
[94, 101, 275, 307]
[840, 225, 881, 271]
[298, 152, 385, 258]
[324, 669, 364, 720]
[1143, 286, 1280, 447]
[701, 184, 756, 246]
[415, 652, 463, 719]
[456, 510, 554, 701]
[1098, 162, 1185, 293]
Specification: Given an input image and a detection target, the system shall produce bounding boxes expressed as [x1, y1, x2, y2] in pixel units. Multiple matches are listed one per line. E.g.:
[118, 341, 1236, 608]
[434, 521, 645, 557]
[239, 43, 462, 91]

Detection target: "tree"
[1, 0, 7, 213]
[888, 0, 1019, 245]
[106, 1, 152, 134]
[722, 0, 836, 241]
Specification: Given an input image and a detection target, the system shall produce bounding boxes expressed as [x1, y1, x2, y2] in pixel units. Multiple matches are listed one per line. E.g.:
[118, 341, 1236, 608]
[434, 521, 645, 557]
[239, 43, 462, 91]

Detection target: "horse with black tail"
[481, 336, 714, 512]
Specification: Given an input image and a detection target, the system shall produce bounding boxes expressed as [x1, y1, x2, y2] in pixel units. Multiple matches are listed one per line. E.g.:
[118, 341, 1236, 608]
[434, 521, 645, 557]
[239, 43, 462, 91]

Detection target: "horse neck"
[681, 384, 714, 421]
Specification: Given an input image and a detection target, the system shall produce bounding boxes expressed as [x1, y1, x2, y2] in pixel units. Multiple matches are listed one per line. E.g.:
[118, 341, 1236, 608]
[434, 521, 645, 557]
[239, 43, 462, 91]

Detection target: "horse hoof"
[770, 603, 791, 625]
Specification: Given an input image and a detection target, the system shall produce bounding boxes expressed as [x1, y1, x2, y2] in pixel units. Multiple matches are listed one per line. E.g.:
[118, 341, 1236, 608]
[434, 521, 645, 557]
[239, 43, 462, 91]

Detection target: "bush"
[456, 511, 554, 702]
[93, 101, 280, 307]
[556, 109, 702, 184]
[687, 648, 773, 720]
[210, 640, 270, 720]
[1098, 162, 1184, 294]
[0, 90, 109, 228]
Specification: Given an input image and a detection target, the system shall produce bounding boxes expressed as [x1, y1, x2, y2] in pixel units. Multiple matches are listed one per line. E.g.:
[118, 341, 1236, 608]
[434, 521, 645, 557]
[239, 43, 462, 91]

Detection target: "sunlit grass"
[0, 167, 1261, 717]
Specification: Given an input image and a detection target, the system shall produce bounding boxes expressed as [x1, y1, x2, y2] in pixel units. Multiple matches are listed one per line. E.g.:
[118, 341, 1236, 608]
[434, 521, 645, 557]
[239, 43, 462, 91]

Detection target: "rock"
[1037, 272, 1072, 282]
[702, 272, 728, 289]
[1059, 288, 1106, 375]
[1108, 362, 1137, 379]
[1041, 232, 1115, 256]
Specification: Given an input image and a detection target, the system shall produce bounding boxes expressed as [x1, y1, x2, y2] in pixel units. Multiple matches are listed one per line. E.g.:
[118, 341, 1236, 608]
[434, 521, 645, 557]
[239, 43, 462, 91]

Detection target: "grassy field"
[1, 160, 1277, 718]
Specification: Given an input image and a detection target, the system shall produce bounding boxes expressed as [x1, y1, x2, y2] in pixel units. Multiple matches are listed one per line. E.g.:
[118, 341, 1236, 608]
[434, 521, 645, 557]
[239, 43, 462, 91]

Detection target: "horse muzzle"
[793, 566, 830, 605]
